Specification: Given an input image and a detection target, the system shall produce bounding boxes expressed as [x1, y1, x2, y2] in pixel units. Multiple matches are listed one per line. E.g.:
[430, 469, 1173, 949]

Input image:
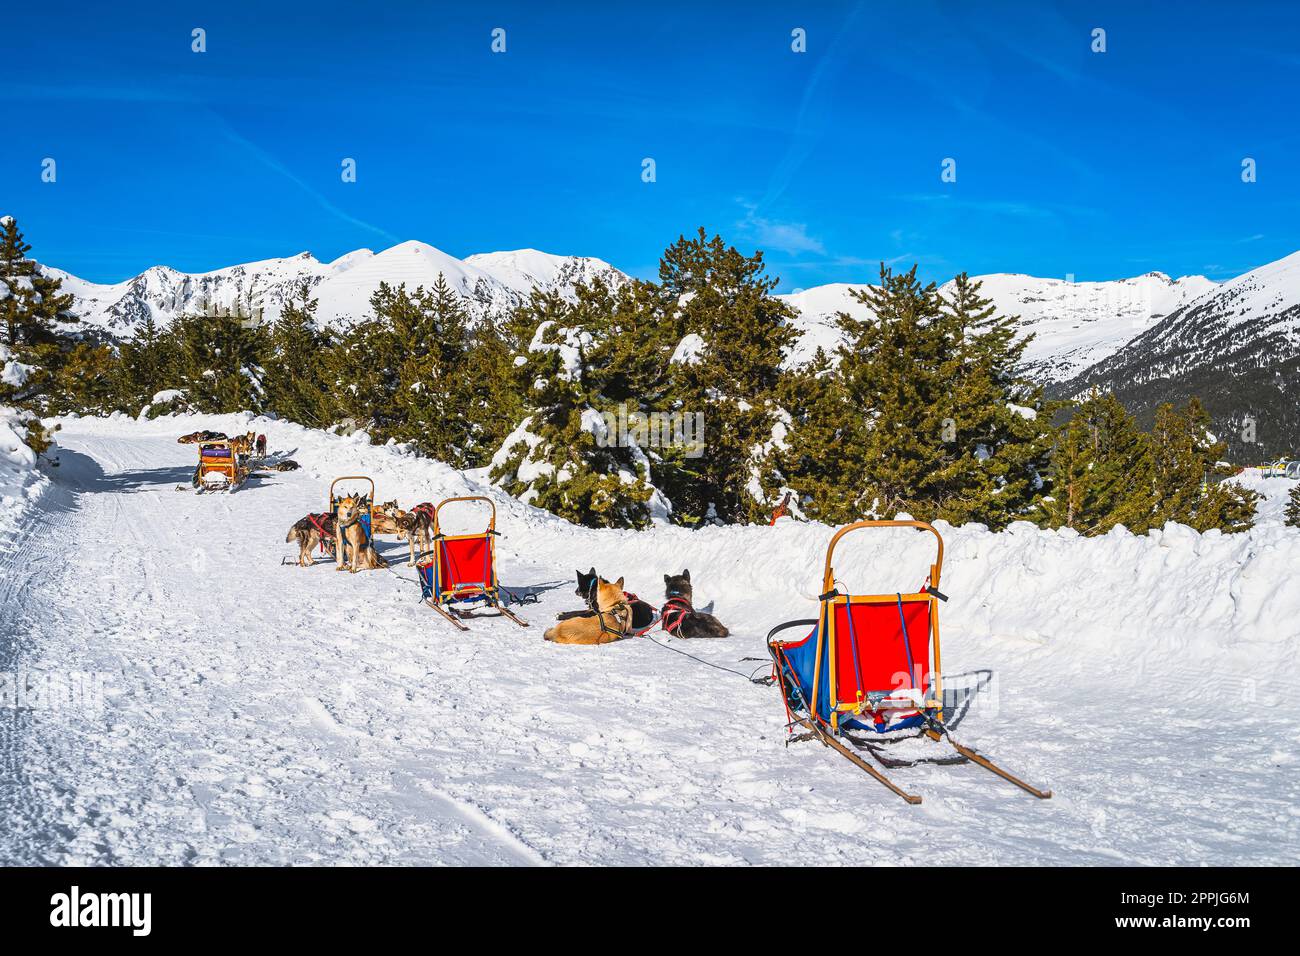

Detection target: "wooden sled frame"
[418, 496, 527, 630]
[196, 439, 249, 491]
[769, 519, 1050, 804]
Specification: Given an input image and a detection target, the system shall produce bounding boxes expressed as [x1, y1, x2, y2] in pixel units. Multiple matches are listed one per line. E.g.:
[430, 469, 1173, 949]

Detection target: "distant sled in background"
[192, 439, 248, 493]
[417, 496, 528, 631]
[766, 519, 1052, 805]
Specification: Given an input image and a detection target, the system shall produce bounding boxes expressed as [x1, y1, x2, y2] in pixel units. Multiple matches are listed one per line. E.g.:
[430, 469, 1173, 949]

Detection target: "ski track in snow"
[0, 415, 1297, 865]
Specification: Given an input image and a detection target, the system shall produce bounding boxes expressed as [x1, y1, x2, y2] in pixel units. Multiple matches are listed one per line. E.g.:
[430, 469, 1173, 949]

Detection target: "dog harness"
[306, 512, 335, 554]
[660, 595, 693, 636]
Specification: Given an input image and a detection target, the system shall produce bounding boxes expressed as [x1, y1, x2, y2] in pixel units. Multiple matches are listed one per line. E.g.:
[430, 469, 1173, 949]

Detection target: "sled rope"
[642, 634, 773, 685]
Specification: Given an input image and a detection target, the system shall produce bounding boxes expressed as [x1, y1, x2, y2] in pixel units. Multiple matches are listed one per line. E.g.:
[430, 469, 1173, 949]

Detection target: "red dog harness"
[659, 596, 693, 636]
[306, 512, 335, 554]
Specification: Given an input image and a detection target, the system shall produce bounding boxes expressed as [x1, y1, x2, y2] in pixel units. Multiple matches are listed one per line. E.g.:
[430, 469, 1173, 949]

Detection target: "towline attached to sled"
[767, 519, 1051, 805]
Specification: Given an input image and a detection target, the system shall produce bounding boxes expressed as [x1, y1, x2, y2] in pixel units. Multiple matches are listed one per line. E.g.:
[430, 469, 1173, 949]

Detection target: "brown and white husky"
[372, 500, 434, 567]
[544, 577, 630, 645]
[334, 494, 387, 573]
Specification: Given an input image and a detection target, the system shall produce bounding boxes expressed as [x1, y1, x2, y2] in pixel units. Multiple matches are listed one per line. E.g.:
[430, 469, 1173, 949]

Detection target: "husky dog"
[255, 434, 267, 457]
[396, 502, 436, 567]
[563, 568, 656, 630]
[545, 577, 630, 645]
[660, 570, 729, 638]
[268, 460, 300, 472]
[229, 431, 257, 457]
[178, 430, 227, 444]
[334, 494, 386, 573]
[285, 511, 336, 566]
[367, 501, 433, 567]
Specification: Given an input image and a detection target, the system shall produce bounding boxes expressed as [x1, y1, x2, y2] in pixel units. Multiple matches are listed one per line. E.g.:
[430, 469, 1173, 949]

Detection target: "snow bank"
[0, 405, 49, 538]
[59, 412, 1300, 687]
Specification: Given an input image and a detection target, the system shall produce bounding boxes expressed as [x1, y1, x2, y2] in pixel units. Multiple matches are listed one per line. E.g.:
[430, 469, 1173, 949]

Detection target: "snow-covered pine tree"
[456, 316, 525, 467]
[164, 309, 268, 414]
[0, 216, 77, 448]
[654, 229, 797, 525]
[1286, 482, 1300, 528]
[770, 347, 861, 523]
[1148, 398, 1256, 532]
[490, 279, 672, 528]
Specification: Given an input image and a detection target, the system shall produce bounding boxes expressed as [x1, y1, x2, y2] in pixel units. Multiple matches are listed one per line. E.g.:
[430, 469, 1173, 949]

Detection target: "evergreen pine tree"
[934, 273, 1055, 527]
[821, 265, 953, 520]
[1040, 391, 1156, 534]
[1148, 398, 1256, 532]
[1285, 482, 1300, 528]
[654, 229, 797, 524]
[770, 348, 862, 523]
[262, 285, 335, 428]
[113, 315, 179, 414]
[0, 216, 78, 428]
[489, 280, 669, 528]
[164, 309, 268, 413]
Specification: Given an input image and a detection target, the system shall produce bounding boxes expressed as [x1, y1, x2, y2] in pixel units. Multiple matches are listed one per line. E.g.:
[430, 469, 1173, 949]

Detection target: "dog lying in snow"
[544, 576, 630, 645]
[178, 430, 227, 444]
[660, 569, 729, 638]
[555, 568, 656, 630]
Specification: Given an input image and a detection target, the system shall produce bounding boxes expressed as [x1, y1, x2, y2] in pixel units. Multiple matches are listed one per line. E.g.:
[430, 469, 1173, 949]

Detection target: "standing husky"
[397, 502, 436, 567]
[660, 569, 729, 638]
[285, 511, 336, 566]
[370, 500, 432, 567]
[545, 577, 630, 645]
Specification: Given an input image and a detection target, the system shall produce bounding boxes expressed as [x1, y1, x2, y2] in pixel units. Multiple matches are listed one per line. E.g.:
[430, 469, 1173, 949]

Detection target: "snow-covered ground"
[1, 413, 1297, 865]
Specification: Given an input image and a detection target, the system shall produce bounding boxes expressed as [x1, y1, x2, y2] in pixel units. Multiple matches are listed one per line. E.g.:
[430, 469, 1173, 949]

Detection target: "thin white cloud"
[736, 201, 825, 255]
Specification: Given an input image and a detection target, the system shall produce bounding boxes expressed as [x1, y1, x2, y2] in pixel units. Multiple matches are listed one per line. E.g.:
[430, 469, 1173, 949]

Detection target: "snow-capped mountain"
[776, 271, 1219, 380]
[45, 242, 626, 336]
[1062, 250, 1300, 456]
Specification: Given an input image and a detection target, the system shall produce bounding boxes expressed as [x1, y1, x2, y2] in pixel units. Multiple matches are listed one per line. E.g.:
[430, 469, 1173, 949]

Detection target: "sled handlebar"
[433, 496, 496, 536]
[330, 476, 375, 510]
[822, 520, 943, 594]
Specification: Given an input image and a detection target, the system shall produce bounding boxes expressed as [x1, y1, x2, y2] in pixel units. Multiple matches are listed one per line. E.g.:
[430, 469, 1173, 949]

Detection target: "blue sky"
[3, 1, 1298, 289]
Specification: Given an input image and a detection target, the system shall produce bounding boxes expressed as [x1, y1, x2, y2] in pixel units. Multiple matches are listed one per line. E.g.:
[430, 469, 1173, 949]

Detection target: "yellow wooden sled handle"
[433, 496, 497, 536]
[821, 519, 944, 594]
[329, 475, 375, 507]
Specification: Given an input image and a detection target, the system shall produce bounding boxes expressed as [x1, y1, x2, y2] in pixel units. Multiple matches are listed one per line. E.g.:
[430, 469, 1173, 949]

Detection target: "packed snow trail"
[0, 415, 1297, 865]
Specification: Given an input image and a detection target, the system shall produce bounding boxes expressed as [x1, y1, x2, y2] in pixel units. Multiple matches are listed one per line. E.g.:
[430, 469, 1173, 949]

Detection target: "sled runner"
[767, 519, 1051, 805]
[194, 439, 249, 492]
[417, 496, 528, 630]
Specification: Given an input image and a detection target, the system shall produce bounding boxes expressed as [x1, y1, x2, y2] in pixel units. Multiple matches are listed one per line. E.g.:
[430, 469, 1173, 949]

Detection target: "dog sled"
[193, 439, 249, 492]
[767, 519, 1051, 805]
[417, 496, 528, 631]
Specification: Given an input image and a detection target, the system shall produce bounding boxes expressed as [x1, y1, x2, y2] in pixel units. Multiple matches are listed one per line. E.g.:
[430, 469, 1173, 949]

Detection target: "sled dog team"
[284, 494, 728, 643]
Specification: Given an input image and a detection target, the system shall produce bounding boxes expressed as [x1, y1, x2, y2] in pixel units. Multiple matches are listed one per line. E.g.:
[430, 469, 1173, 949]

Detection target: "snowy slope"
[776, 271, 1219, 379]
[1063, 250, 1300, 456]
[0, 411, 1296, 865]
